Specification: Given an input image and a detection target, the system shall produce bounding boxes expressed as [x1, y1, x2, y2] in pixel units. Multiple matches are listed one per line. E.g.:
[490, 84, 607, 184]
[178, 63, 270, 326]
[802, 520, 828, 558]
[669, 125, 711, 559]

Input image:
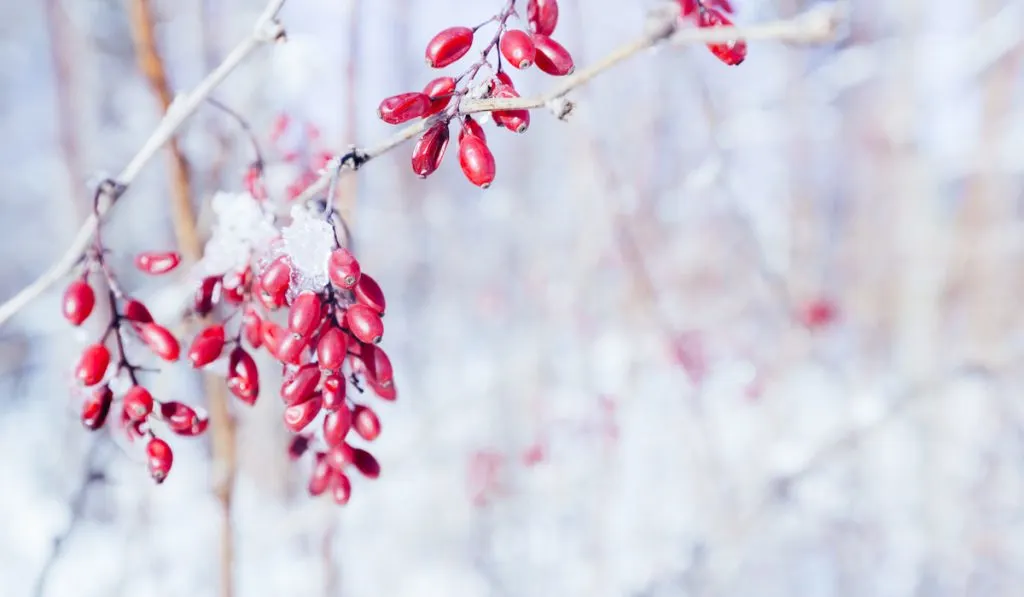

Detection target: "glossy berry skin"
[330, 473, 352, 505]
[160, 401, 208, 436]
[76, 344, 110, 386]
[146, 437, 173, 484]
[276, 333, 309, 365]
[188, 325, 226, 367]
[352, 405, 381, 441]
[491, 84, 530, 134]
[316, 328, 348, 371]
[351, 448, 381, 479]
[377, 92, 431, 125]
[345, 304, 385, 344]
[500, 30, 536, 69]
[323, 408, 352, 447]
[354, 274, 386, 315]
[411, 122, 451, 178]
[532, 35, 575, 76]
[288, 292, 323, 338]
[122, 299, 153, 323]
[123, 385, 155, 421]
[280, 363, 322, 406]
[425, 26, 474, 68]
[459, 116, 487, 143]
[228, 348, 260, 405]
[328, 248, 361, 289]
[698, 8, 747, 66]
[135, 251, 181, 275]
[137, 323, 180, 362]
[194, 276, 221, 316]
[527, 0, 560, 36]
[259, 256, 292, 300]
[458, 134, 496, 189]
[62, 280, 95, 326]
[321, 374, 347, 410]
[423, 76, 456, 116]
[361, 344, 395, 389]
[284, 395, 323, 433]
[81, 385, 113, 430]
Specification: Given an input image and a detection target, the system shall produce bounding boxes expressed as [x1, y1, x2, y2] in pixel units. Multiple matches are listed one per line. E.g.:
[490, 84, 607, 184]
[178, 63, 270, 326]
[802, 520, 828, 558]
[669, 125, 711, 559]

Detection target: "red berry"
[188, 325, 226, 367]
[62, 280, 95, 326]
[308, 453, 332, 496]
[137, 323, 180, 362]
[76, 344, 110, 386]
[123, 385, 155, 421]
[135, 251, 181, 275]
[354, 273, 386, 315]
[377, 92, 431, 125]
[345, 304, 384, 344]
[322, 373, 347, 410]
[500, 30, 536, 69]
[316, 328, 348, 371]
[532, 35, 575, 76]
[327, 248, 361, 289]
[800, 299, 839, 329]
[458, 134, 496, 188]
[361, 343, 395, 389]
[368, 377, 398, 401]
[146, 437, 173, 484]
[698, 8, 747, 66]
[288, 435, 311, 460]
[352, 405, 381, 441]
[330, 472, 352, 505]
[81, 385, 113, 430]
[277, 333, 309, 365]
[351, 448, 381, 479]
[425, 26, 474, 68]
[242, 306, 262, 349]
[259, 256, 292, 299]
[527, 0, 560, 36]
[159, 401, 208, 436]
[458, 116, 487, 143]
[280, 363, 322, 406]
[423, 76, 456, 116]
[323, 408, 352, 447]
[491, 83, 530, 134]
[122, 299, 154, 323]
[194, 276, 222, 316]
[326, 442, 356, 471]
[288, 292, 323, 338]
[411, 122, 451, 178]
[284, 395, 323, 433]
[227, 348, 260, 404]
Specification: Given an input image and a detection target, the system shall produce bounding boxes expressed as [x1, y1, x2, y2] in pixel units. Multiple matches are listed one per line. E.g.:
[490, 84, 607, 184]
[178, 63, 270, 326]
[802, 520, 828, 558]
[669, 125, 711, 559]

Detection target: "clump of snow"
[194, 191, 278, 280]
[279, 203, 335, 295]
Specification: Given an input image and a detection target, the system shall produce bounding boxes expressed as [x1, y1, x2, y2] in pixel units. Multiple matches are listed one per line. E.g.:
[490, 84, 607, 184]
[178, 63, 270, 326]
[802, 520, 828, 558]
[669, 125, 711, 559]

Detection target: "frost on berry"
[279, 204, 336, 295]
[195, 191, 277, 283]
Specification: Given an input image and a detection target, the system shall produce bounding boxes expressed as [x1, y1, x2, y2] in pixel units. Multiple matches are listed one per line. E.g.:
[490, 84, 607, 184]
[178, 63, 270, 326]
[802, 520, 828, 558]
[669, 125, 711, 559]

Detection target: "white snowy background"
[2, 0, 1024, 596]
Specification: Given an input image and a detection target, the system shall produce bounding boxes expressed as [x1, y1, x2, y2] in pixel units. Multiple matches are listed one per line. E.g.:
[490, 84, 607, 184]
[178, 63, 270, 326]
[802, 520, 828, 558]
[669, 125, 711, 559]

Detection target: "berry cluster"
[377, 0, 573, 188]
[678, 0, 748, 66]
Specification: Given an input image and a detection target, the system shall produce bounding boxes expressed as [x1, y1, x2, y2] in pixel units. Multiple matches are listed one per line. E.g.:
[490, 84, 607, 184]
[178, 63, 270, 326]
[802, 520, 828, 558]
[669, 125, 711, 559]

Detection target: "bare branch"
[0, 0, 287, 328]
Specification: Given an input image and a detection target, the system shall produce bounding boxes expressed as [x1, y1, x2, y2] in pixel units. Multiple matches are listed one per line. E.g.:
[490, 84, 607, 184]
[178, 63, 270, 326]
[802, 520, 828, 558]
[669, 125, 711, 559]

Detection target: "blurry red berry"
[135, 251, 181, 275]
[137, 323, 180, 362]
[194, 276, 222, 316]
[146, 437, 173, 484]
[698, 8, 747, 66]
[527, 0, 560, 36]
[532, 35, 575, 76]
[288, 292, 323, 338]
[678, 0, 698, 16]
[242, 306, 263, 349]
[377, 92, 431, 125]
[326, 442, 356, 471]
[62, 280, 95, 326]
[330, 473, 352, 505]
[280, 363, 322, 406]
[81, 385, 113, 430]
[345, 304, 384, 344]
[801, 298, 839, 330]
[500, 30, 536, 69]
[76, 344, 110, 386]
[354, 274, 386, 316]
[317, 328, 348, 371]
[411, 122, 451, 178]
[259, 256, 292, 299]
[227, 348, 260, 404]
[425, 26, 474, 68]
[260, 320, 286, 357]
[351, 448, 381, 479]
[458, 134, 496, 188]
[284, 395, 323, 433]
[159, 401, 207, 436]
[308, 453, 332, 496]
[288, 434, 311, 460]
[352, 405, 381, 441]
[122, 298, 153, 323]
[423, 76, 456, 116]
[123, 385, 154, 421]
[322, 373, 347, 410]
[328, 248, 361, 289]
[323, 408, 352, 447]
[458, 116, 487, 143]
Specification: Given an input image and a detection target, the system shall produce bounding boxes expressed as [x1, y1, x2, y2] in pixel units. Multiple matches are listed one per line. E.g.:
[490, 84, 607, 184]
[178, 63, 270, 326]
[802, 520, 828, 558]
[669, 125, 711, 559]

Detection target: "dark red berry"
[62, 280, 95, 326]
[327, 248, 361, 289]
[194, 276, 222, 316]
[354, 274, 386, 315]
[76, 344, 110, 386]
[323, 408, 352, 447]
[377, 92, 431, 125]
[284, 395, 322, 433]
[527, 0, 559, 36]
[345, 304, 384, 344]
[316, 328, 348, 371]
[352, 405, 381, 441]
[280, 363, 321, 406]
[135, 251, 181, 275]
[159, 401, 208, 436]
[423, 76, 456, 116]
[227, 348, 260, 405]
[81, 385, 113, 430]
[351, 448, 381, 479]
[411, 122, 451, 178]
[123, 385, 154, 421]
[500, 30, 536, 69]
[698, 7, 747, 66]
[146, 437, 173, 483]
[288, 291, 323, 338]
[532, 35, 574, 76]
[288, 434, 311, 460]
[137, 323, 180, 362]
[361, 343, 395, 389]
[458, 134, 496, 188]
[122, 299, 154, 323]
[425, 26, 474, 68]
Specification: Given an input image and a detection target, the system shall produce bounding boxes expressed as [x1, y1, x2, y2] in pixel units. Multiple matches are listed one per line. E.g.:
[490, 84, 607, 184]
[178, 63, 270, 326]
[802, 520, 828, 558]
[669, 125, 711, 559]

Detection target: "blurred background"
[1, 0, 1024, 596]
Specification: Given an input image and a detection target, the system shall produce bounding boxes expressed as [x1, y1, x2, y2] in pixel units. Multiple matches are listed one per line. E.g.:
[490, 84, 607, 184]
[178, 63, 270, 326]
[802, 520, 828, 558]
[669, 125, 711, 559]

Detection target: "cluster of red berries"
[678, 0, 748, 66]
[63, 250, 203, 484]
[376, 0, 572, 189]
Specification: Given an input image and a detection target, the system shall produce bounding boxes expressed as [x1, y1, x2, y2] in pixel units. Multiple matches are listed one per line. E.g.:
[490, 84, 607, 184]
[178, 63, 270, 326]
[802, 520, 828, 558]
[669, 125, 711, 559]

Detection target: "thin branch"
[0, 0, 287, 328]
